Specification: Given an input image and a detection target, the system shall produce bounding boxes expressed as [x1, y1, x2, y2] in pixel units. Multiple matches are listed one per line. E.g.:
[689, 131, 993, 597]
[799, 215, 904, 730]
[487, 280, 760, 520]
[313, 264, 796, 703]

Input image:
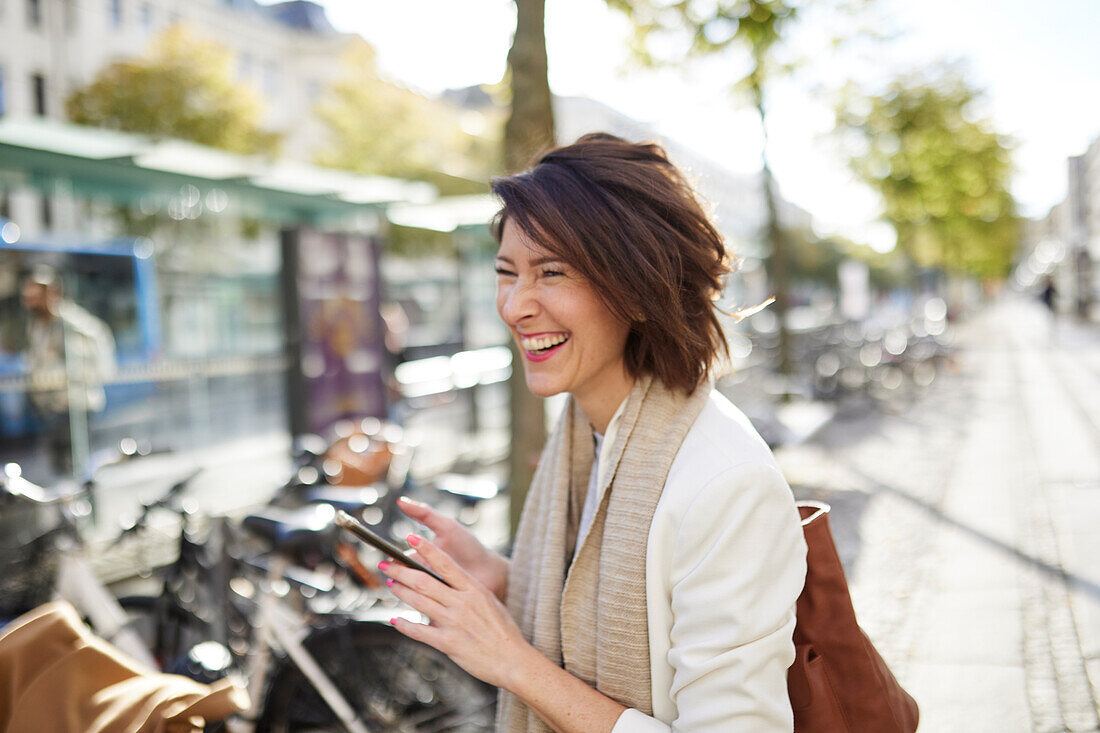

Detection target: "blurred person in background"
[381, 134, 807, 732]
[21, 265, 116, 476]
[1039, 275, 1058, 344]
[1040, 276, 1057, 313]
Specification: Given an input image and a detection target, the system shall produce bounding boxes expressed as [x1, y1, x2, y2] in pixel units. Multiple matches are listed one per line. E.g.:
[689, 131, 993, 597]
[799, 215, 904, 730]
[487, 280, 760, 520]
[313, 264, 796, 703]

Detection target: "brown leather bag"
[788, 501, 919, 732]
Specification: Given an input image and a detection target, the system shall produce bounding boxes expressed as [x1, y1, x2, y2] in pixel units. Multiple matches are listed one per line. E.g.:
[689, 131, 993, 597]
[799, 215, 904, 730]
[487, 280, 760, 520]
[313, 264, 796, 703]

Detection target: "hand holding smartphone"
[334, 509, 452, 587]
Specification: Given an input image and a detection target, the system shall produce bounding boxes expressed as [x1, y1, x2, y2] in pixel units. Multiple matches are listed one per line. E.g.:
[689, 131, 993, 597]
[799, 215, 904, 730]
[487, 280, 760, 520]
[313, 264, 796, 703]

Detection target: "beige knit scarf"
[497, 375, 711, 732]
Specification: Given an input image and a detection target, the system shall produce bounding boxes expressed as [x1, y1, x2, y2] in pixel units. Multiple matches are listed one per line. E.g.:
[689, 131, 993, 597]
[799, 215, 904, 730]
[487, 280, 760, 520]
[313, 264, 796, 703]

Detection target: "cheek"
[607, 323, 631, 358]
[605, 311, 633, 353]
[586, 300, 628, 341]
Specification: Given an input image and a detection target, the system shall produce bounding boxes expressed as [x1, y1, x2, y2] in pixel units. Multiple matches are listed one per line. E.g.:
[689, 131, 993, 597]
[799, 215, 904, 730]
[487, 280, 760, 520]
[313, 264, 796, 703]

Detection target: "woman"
[380, 133, 807, 732]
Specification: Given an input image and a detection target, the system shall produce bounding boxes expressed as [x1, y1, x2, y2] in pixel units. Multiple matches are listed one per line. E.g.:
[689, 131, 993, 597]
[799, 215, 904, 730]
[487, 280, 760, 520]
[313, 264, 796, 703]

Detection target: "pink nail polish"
[386, 578, 395, 587]
[406, 534, 421, 547]
[378, 561, 390, 571]
[389, 617, 399, 625]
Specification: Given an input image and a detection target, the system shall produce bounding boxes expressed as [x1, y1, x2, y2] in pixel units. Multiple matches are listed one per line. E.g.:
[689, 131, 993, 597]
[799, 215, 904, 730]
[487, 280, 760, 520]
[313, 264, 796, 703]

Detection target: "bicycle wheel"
[118, 594, 211, 671]
[258, 619, 496, 732]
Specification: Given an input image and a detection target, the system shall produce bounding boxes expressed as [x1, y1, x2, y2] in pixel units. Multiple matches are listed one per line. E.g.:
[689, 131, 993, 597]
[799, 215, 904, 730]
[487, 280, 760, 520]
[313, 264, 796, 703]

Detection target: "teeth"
[521, 333, 568, 351]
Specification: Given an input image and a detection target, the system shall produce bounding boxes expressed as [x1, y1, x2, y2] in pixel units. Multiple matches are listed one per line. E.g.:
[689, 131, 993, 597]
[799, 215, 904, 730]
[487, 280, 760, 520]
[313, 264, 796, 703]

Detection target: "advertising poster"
[282, 229, 385, 436]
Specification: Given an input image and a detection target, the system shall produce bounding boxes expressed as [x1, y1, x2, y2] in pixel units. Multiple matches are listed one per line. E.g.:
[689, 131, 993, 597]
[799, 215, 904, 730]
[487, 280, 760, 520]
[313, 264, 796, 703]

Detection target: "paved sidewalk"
[774, 296, 1100, 732]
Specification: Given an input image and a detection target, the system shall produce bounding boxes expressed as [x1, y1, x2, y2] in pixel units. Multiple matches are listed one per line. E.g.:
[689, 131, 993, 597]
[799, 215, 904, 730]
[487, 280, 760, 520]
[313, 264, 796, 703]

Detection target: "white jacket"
[604, 389, 807, 732]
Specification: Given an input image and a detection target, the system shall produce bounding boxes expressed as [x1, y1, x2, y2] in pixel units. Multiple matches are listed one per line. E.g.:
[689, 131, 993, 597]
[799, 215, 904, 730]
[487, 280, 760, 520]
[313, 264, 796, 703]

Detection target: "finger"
[384, 576, 448, 620]
[378, 560, 450, 605]
[396, 496, 434, 520]
[406, 535, 470, 590]
[390, 615, 445, 650]
[397, 497, 457, 535]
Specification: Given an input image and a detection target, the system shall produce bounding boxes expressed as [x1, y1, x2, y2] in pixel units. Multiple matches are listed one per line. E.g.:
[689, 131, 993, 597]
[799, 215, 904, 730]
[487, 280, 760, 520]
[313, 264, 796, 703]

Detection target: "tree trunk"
[503, 0, 554, 538]
[750, 76, 793, 383]
[504, 0, 555, 172]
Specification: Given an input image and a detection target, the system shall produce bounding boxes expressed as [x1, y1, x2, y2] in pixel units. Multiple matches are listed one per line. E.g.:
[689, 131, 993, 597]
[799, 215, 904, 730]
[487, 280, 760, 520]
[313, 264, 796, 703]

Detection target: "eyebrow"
[495, 255, 565, 267]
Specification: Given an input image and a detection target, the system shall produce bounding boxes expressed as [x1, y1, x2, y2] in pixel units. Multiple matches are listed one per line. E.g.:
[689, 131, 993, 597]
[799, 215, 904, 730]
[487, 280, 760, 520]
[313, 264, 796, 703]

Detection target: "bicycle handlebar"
[1, 464, 85, 506]
[81, 440, 175, 486]
[109, 467, 204, 547]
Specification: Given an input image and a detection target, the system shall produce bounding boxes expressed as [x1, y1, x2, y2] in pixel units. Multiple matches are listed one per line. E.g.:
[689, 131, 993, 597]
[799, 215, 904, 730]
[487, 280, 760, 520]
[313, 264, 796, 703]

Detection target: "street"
[774, 296, 1100, 732]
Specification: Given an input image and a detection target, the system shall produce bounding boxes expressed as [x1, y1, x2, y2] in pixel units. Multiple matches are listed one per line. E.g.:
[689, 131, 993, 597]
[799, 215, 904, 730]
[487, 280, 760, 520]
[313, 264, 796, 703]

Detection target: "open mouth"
[520, 333, 570, 359]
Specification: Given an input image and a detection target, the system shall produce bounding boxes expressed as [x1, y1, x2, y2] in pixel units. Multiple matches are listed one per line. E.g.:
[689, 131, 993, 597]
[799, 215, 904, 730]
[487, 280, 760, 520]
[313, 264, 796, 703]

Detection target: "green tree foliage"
[786, 229, 844, 288]
[314, 40, 499, 194]
[836, 70, 1019, 278]
[66, 25, 280, 154]
[790, 235, 909, 292]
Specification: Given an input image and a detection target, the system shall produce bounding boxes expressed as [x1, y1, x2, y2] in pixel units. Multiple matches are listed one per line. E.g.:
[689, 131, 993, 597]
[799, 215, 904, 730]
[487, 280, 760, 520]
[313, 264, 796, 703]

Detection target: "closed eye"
[541, 269, 565, 278]
[495, 266, 516, 277]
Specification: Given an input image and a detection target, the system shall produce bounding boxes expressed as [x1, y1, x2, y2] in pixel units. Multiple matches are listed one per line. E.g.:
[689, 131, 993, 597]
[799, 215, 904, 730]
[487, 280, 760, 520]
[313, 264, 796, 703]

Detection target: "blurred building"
[0, 2, 516, 487]
[0, 0, 347, 155]
[0, 0, 355, 238]
[0, 116, 430, 482]
[1020, 134, 1099, 319]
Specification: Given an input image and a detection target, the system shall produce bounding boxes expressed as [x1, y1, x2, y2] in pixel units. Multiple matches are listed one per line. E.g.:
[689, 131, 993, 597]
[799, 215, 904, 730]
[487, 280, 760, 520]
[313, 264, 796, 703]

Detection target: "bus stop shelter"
[0, 117, 436, 485]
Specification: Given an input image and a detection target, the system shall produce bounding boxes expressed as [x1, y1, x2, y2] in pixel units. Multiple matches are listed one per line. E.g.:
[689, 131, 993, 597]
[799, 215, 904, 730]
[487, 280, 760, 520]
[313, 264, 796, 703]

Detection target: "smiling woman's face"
[495, 220, 633, 419]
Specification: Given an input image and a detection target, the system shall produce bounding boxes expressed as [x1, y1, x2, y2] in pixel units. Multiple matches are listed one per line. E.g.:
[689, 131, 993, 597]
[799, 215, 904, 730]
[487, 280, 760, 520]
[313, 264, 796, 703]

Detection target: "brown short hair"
[491, 133, 730, 393]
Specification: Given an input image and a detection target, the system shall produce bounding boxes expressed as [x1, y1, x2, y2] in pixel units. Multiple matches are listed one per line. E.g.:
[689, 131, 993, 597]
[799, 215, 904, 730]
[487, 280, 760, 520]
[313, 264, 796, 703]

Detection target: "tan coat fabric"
[0, 601, 247, 733]
[498, 375, 711, 732]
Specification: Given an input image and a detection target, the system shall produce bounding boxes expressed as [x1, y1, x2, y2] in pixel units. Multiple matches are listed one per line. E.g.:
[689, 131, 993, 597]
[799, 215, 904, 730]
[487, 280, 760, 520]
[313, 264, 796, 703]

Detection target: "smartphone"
[334, 510, 451, 587]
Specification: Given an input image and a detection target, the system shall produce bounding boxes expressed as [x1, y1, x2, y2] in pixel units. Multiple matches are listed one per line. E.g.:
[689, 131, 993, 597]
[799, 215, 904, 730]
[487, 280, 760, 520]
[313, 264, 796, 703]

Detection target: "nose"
[498, 277, 538, 326]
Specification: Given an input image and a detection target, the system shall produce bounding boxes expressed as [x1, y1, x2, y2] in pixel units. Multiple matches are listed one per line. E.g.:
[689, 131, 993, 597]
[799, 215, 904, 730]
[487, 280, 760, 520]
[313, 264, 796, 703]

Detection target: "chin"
[523, 373, 564, 399]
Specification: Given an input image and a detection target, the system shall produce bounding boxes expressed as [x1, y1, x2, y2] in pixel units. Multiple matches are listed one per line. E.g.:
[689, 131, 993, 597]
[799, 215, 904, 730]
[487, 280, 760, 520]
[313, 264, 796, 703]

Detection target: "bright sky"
[309, 0, 1100, 251]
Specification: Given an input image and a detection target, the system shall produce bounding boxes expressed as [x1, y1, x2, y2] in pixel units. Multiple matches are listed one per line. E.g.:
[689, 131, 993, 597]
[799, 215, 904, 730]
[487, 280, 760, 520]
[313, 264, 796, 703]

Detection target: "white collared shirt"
[573, 395, 629, 561]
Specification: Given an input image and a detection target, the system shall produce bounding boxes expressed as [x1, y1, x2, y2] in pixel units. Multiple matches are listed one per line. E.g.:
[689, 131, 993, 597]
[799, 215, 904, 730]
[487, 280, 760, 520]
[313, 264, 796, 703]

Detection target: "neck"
[574, 371, 635, 434]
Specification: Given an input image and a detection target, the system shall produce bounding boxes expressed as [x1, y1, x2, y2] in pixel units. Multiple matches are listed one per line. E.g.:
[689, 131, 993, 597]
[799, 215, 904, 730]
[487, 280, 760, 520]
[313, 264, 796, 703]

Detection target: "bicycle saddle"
[241, 504, 338, 554]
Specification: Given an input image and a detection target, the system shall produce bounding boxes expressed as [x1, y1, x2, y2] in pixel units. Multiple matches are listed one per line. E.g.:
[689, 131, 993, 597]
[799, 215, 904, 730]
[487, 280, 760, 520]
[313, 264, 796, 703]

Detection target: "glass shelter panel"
[0, 235, 287, 484]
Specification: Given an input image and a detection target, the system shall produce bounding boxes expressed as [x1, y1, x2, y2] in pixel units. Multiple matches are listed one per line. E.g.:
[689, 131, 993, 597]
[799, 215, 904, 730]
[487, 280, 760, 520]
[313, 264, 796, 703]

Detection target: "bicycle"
[0, 459, 158, 670]
[114, 465, 496, 732]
